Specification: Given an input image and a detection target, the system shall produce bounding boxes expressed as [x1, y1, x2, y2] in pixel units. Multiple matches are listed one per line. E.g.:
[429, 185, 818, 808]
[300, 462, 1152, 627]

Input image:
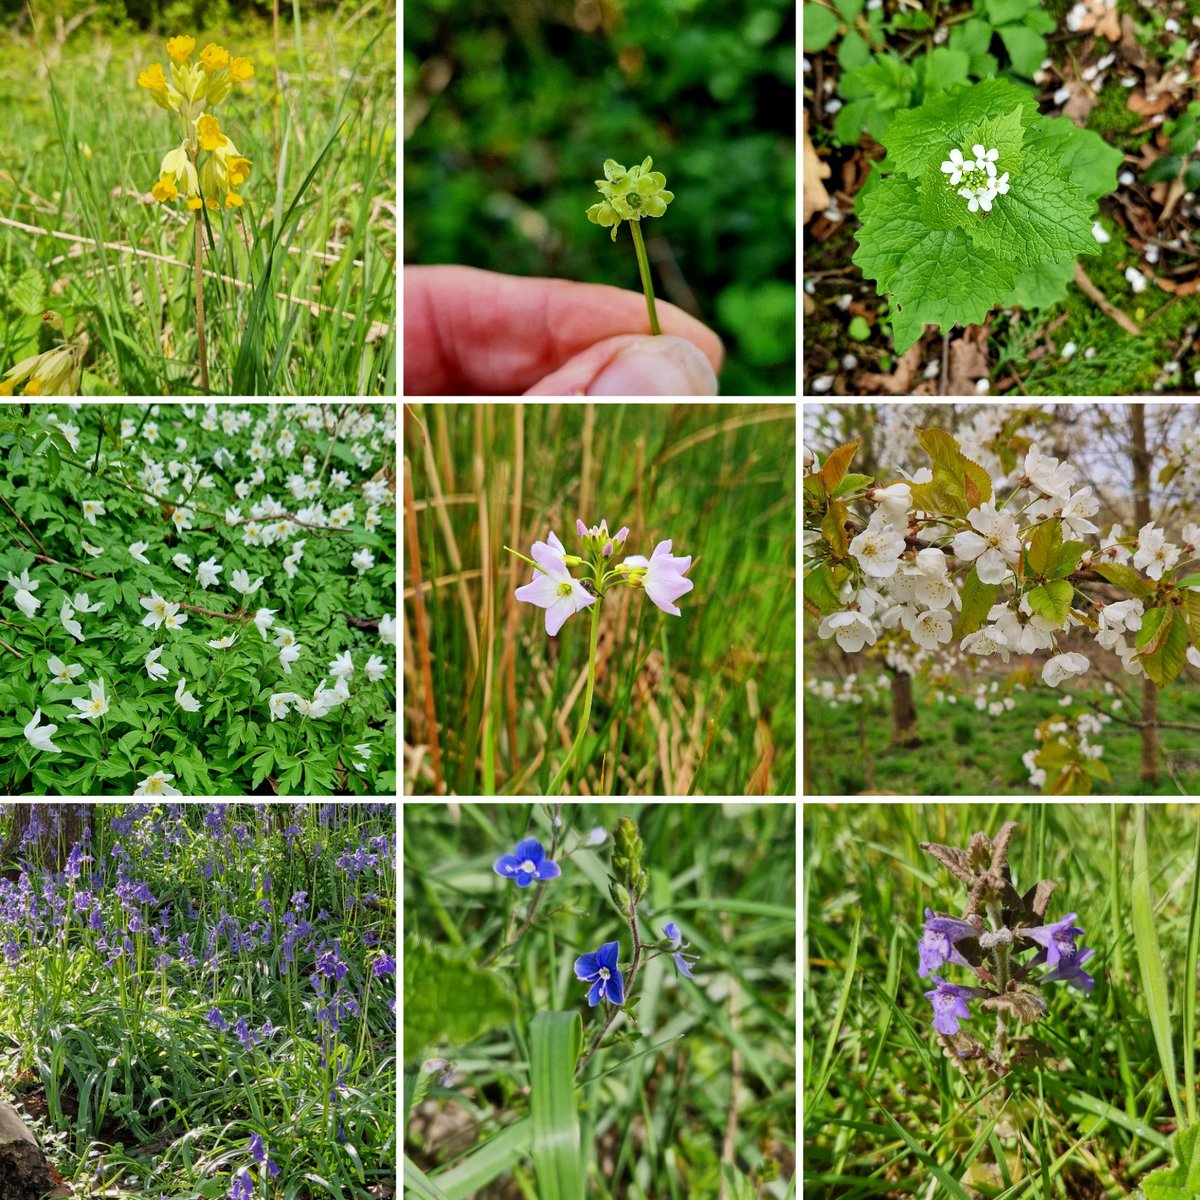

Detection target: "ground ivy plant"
[852, 78, 1122, 352]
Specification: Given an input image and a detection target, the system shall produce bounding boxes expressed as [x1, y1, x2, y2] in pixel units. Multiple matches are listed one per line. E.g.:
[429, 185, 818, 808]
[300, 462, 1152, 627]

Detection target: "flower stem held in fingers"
[629, 220, 660, 335]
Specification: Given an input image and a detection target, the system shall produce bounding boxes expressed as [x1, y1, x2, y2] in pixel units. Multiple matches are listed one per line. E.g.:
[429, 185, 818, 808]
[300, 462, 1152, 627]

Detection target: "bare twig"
[0, 494, 49, 557]
[0, 638, 23, 660]
[1074, 263, 1142, 336]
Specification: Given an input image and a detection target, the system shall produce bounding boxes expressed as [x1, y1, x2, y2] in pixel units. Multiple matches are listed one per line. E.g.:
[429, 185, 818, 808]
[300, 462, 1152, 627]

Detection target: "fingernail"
[586, 336, 718, 396]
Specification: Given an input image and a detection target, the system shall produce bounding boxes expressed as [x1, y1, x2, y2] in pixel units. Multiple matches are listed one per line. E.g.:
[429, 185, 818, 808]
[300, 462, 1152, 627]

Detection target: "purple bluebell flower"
[249, 1132, 281, 1176]
[574, 940, 624, 1007]
[492, 838, 561, 889]
[373, 953, 396, 978]
[923, 976, 985, 1035]
[917, 908, 978, 978]
[208, 1007, 229, 1032]
[227, 1169, 253, 1200]
[662, 922, 699, 978]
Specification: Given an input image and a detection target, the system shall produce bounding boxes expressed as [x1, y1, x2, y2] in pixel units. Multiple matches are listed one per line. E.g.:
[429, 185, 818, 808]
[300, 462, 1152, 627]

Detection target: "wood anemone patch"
[0, 1100, 64, 1200]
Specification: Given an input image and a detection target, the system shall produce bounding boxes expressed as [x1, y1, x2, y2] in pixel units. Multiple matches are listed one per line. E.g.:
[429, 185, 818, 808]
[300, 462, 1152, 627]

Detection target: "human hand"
[404, 266, 723, 395]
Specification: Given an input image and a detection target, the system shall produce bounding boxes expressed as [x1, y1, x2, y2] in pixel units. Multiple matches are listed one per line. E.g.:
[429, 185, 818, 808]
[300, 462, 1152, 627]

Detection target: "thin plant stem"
[194, 207, 210, 392]
[629, 220, 661, 336]
[548, 600, 601, 795]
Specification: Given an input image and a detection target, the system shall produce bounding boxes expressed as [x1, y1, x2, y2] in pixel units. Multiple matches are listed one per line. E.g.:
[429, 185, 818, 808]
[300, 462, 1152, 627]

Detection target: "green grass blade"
[433, 1118, 532, 1200]
[530, 1011, 584, 1200]
[871, 1101, 974, 1200]
[1184, 818, 1200, 1126]
[1132, 805, 1185, 1126]
[806, 908, 860, 1130]
[404, 1155, 451, 1200]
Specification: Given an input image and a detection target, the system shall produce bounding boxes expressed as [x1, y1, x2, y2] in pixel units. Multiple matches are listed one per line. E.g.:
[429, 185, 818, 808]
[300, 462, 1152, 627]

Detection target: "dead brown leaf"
[856, 343, 925, 394]
[1071, 0, 1120, 40]
[1063, 83, 1098, 125]
[804, 111, 831, 225]
[946, 324, 991, 396]
[1127, 89, 1175, 116]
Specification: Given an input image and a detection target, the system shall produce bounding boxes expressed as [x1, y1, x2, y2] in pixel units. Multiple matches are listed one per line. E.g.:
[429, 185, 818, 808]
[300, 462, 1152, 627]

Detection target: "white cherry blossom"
[1042, 651, 1090, 687]
[952, 503, 1021, 584]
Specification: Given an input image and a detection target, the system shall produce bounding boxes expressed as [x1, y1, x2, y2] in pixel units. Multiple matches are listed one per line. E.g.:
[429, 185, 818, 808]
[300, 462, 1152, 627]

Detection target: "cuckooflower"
[135, 771, 183, 796]
[662, 922, 699, 978]
[24, 709, 63, 753]
[574, 940, 625, 1006]
[67, 677, 109, 720]
[492, 837, 562, 888]
[622, 539, 694, 615]
[47, 654, 84, 684]
[514, 531, 596, 636]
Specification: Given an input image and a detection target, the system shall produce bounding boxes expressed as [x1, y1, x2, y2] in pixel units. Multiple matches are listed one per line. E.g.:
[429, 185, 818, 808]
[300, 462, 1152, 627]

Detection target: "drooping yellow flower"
[196, 113, 227, 152]
[187, 196, 203, 211]
[229, 57, 254, 82]
[138, 63, 167, 91]
[226, 155, 252, 187]
[151, 174, 179, 202]
[199, 42, 229, 72]
[225, 191, 243, 208]
[166, 35, 195, 63]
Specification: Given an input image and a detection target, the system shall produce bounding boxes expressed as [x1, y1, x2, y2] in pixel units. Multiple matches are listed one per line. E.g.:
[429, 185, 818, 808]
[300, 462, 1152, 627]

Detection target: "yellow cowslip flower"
[187, 196, 203, 211]
[229, 57, 254, 82]
[166, 35, 195, 63]
[225, 191, 243, 208]
[196, 113, 227, 152]
[199, 42, 229, 72]
[0, 345, 82, 396]
[151, 174, 179, 202]
[138, 63, 167, 91]
[225, 154, 251, 188]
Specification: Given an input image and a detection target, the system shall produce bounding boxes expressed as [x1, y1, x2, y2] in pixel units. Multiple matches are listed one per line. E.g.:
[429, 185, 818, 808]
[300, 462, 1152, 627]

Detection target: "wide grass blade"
[404, 1155, 451, 1200]
[1132, 804, 1185, 1126]
[1184, 817, 1200, 1125]
[530, 1011, 584, 1200]
[433, 1119, 532, 1200]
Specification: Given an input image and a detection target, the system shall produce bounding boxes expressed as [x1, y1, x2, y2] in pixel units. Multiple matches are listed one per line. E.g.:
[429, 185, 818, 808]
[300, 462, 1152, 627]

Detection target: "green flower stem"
[629, 220, 661, 336]
[547, 599, 601, 795]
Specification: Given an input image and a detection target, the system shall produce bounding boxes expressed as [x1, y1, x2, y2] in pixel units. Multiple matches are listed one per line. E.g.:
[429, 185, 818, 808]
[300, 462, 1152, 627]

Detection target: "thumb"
[524, 334, 719, 396]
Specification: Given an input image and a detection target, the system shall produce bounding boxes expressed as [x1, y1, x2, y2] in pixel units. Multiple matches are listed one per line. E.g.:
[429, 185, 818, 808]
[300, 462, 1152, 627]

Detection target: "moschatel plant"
[0, 403, 396, 796]
[506, 516, 693, 795]
[852, 78, 1123, 351]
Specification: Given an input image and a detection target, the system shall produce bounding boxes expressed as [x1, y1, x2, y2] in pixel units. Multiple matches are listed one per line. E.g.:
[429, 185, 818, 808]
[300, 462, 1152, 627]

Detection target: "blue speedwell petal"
[574, 952, 599, 980]
[514, 872, 535, 888]
[673, 952, 696, 979]
[663, 922, 681, 943]
[493, 854, 521, 877]
[587, 977, 605, 1006]
[596, 940, 619, 970]
[513, 837, 545, 863]
[605, 965, 625, 1005]
[534, 860, 561, 881]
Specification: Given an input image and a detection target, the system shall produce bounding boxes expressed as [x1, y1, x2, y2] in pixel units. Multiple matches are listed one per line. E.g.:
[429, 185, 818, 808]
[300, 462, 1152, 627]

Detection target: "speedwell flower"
[587, 156, 674, 242]
[492, 837, 562, 888]
[514, 531, 597, 636]
[662, 922, 700, 978]
[575, 940, 625, 1006]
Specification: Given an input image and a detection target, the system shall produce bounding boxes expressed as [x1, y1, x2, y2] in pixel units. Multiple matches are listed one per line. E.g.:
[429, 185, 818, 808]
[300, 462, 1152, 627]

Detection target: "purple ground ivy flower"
[1022, 912, 1087, 968]
[663, 921, 699, 978]
[1041, 946, 1096, 993]
[574, 940, 625, 1006]
[917, 908, 978, 978]
[923, 976, 987, 1035]
[492, 837, 561, 889]
[622, 539, 694, 616]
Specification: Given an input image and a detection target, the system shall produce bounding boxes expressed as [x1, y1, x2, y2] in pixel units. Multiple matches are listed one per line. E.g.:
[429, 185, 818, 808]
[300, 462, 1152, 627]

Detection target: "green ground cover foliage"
[0, 2, 396, 396]
[404, 0, 796, 397]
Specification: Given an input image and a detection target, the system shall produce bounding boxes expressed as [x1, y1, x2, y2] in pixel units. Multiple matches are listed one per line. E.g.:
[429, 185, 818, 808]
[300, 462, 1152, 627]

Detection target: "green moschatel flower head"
[587, 156, 674, 241]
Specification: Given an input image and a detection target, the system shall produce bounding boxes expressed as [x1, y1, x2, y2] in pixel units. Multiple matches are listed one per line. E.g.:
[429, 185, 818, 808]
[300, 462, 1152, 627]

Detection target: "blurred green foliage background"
[404, 0, 796, 396]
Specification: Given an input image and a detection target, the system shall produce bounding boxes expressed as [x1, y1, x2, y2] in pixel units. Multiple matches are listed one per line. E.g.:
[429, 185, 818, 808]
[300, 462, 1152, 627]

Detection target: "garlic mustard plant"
[506, 517, 693, 794]
[852, 79, 1121, 351]
[587, 157, 675, 336]
[137, 35, 255, 390]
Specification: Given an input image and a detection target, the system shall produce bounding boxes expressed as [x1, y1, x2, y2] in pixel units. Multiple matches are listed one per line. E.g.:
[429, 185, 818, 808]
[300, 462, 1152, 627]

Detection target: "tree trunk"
[889, 670, 921, 746]
[1129, 404, 1160, 787]
[0, 1100, 60, 1200]
[0, 805, 92, 875]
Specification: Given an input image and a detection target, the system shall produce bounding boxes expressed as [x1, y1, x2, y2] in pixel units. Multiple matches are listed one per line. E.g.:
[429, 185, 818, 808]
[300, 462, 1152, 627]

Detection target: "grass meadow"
[403, 403, 796, 797]
[0, 5, 396, 396]
[0, 801, 396, 1198]
[403, 800, 797, 1198]
[803, 676, 1200, 796]
[803, 803, 1200, 1199]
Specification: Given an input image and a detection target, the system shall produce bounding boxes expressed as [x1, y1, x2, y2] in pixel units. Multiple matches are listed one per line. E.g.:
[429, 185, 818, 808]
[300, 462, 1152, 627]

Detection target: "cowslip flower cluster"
[137, 34, 254, 210]
[940, 143, 1010, 214]
[512, 517, 693, 636]
[586, 157, 674, 241]
[917, 822, 1093, 1072]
